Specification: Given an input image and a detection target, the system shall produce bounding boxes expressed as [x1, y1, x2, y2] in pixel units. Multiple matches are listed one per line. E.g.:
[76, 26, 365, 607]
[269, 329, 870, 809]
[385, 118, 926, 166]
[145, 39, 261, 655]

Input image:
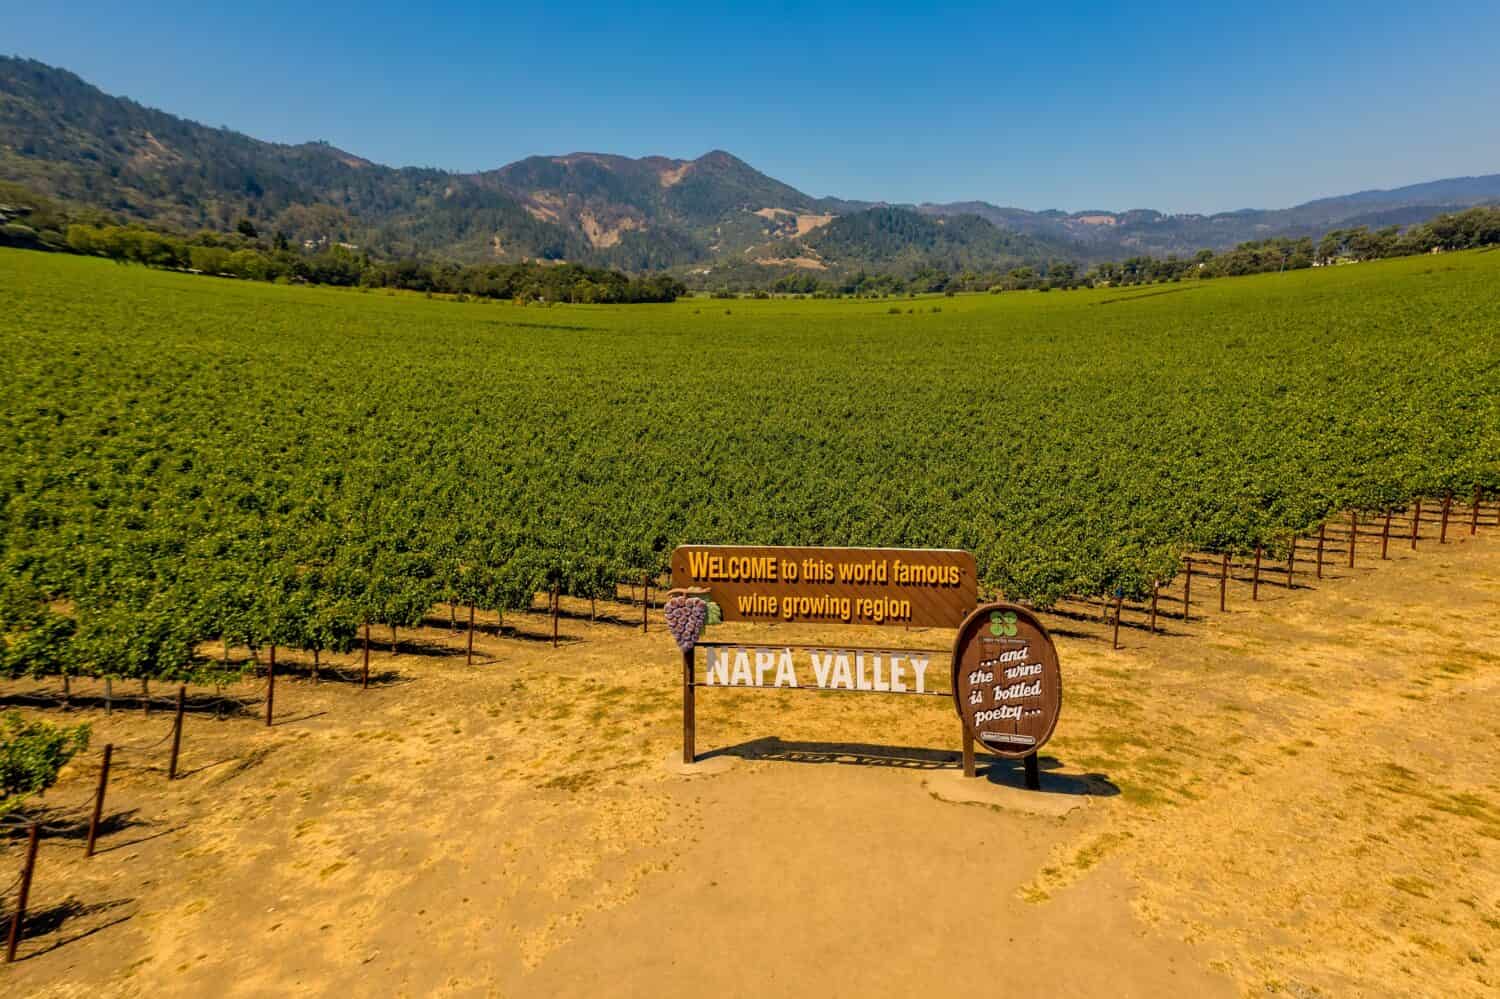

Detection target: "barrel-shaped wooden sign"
[670, 545, 977, 629]
[951, 603, 1062, 758]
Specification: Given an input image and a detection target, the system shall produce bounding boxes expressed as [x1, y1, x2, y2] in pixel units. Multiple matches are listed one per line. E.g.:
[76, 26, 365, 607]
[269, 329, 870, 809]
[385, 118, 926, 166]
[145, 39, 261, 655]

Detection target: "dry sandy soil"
[3, 524, 1497, 997]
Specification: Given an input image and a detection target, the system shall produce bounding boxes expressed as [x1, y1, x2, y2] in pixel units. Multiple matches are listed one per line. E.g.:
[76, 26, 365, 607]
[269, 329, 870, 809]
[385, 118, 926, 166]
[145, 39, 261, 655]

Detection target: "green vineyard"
[2, 248, 1497, 682]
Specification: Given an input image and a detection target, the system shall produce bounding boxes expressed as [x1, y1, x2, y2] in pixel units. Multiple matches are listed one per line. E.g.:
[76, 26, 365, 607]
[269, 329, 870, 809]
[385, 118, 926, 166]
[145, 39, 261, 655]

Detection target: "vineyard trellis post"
[86, 744, 112, 857]
[362, 622, 371, 688]
[1183, 557, 1193, 621]
[142, 677, 150, 717]
[961, 729, 975, 778]
[641, 575, 650, 633]
[1382, 511, 1392, 559]
[1111, 590, 1123, 649]
[1411, 498, 1421, 549]
[1348, 511, 1357, 568]
[1473, 486, 1482, 535]
[551, 585, 560, 648]
[1316, 523, 1326, 580]
[104, 676, 112, 716]
[1440, 492, 1452, 543]
[466, 604, 475, 666]
[168, 685, 185, 780]
[1219, 552, 1229, 612]
[1149, 580, 1159, 634]
[4, 822, 40, 963]
[265, 647, 276, 727]
[1252, 546, 1262, 600]
[1287, 534, 1296, 588]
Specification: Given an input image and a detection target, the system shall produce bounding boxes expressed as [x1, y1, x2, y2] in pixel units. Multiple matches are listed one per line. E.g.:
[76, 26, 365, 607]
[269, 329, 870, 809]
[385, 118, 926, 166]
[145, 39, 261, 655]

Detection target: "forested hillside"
[798, 207, 1081, 271]
[0, 57, 590, 262]
[3, 55, 1496, 284]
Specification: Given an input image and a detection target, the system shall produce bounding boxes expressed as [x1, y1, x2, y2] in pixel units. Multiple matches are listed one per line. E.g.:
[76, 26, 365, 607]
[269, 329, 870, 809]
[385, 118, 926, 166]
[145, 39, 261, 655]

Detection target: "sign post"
[951, 603, 1063, 789]
[681, 646, 696, 764]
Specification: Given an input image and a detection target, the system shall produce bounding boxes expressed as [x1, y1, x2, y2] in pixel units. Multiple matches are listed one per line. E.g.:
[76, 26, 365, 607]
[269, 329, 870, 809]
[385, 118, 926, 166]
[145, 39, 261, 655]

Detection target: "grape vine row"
[1, 249, 1496, 683]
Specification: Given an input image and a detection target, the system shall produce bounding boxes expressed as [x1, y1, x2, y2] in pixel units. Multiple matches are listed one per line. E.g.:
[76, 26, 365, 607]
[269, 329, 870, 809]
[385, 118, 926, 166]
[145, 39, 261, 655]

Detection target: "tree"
[189, 244, 231, 274]
[1317, 230, 1344, 265]
[236, 218, 259, 239]
[66, 224, 98, 255]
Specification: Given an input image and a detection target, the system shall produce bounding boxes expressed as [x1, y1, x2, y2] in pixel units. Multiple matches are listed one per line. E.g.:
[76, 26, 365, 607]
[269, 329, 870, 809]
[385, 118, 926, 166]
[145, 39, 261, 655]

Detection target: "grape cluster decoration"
[665, 594, 709, 651]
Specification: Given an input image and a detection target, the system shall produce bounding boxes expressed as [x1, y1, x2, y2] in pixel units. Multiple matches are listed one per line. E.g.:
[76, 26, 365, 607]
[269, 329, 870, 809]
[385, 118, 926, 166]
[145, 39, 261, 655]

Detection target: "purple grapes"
[665, 594, 708, 651]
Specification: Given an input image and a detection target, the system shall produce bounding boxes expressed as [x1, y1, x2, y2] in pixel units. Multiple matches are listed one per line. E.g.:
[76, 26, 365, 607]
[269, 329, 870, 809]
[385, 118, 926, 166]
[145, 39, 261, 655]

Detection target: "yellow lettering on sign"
[891, 559, 961, 586]
[687, 551, 780, 583]
[735, 593, 779, 616]
[854, 597, 911, 623]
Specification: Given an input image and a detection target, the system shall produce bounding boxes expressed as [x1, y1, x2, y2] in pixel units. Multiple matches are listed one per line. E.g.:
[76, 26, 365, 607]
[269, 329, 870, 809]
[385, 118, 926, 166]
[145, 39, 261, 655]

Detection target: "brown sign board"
[951, 603, 1062, 759]
[670, 546, 977, 629]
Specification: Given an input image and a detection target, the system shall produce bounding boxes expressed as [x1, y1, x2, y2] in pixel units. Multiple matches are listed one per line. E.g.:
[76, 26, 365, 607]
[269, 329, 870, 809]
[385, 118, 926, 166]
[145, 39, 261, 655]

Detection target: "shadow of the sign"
[704, 736, 960, 769]
[977, 758, 1119, 797]
[703, 736, 1118, 797]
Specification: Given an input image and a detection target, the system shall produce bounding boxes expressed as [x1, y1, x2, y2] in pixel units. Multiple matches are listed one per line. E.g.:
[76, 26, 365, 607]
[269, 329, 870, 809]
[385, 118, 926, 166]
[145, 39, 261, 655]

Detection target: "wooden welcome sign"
[670, 545, 976, 628]
[668, 545, 1061, 789]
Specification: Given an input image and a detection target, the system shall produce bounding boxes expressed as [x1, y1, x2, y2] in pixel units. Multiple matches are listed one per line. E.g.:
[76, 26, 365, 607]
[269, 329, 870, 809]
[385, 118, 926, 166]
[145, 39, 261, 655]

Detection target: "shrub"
[1, 712, 90, 816]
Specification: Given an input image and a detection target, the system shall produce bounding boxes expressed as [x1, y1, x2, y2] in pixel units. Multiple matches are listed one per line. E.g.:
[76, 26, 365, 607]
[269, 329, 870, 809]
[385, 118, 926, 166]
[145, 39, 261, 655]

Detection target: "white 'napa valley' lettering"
[705, 647, 797, 687]
[708, 647, 928, 693]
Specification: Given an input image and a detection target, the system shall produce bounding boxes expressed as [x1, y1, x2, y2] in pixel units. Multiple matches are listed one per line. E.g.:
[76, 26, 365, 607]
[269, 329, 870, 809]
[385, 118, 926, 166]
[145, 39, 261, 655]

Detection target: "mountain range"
[4, 55, 1499, 281]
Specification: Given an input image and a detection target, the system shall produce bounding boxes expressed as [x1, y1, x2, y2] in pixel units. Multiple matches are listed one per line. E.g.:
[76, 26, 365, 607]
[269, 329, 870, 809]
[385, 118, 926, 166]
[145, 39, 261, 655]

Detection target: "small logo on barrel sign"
[989, 610, 1018, 637]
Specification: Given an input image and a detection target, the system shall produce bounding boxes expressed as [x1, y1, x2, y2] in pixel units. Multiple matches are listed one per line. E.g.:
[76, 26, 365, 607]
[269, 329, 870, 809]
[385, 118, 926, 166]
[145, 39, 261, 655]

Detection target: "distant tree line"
[1086, 207, 1500, 286]
[0, 182, 685, 303]
[759, 263, 1082, 298]
[4, 176, 1496, 300]
[737, 205, 1500, 296]
[357, 256, 686, 303]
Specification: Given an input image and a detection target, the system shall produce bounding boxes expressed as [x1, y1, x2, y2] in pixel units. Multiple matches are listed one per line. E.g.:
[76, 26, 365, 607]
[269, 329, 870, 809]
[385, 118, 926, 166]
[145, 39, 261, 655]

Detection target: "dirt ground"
[3, 525, 1497, 997]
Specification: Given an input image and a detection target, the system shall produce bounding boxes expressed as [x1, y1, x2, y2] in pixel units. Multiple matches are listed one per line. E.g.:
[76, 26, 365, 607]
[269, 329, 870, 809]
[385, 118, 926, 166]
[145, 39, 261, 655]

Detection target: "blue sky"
[6, 2, 1499, 213]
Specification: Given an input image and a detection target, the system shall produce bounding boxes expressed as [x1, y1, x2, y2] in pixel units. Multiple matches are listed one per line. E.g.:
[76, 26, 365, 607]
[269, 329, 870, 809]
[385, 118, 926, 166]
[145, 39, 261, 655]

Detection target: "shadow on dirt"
[704, 736, 1119, 796]
[7, 897, 135, 962]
